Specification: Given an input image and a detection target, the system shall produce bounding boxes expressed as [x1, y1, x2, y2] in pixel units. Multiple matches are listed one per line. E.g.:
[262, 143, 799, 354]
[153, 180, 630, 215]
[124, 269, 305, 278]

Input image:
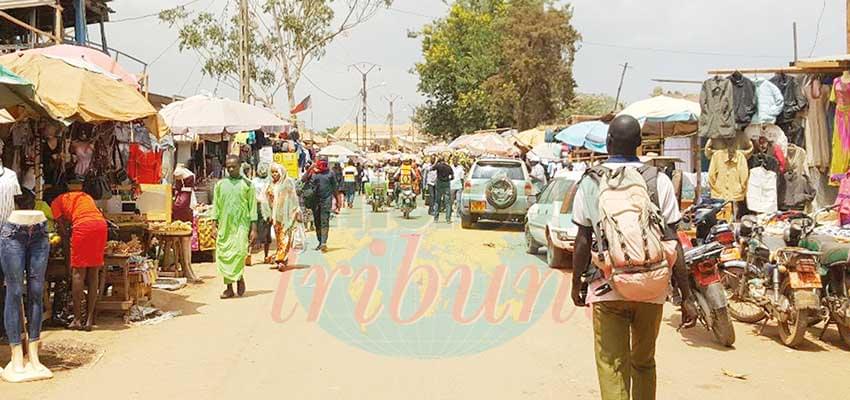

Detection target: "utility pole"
[793, 22, 798, 62]
[349, 63, 380, 148]
[384, 94, 402, 148]
[239, 0, 251, 103]
[613, 62, 632, 113]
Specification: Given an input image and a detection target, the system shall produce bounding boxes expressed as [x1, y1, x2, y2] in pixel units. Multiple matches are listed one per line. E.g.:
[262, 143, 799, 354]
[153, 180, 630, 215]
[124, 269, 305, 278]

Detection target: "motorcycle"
[795, 206, 850, 349]
[681, 239, 737, 347]
[398, 187, 416, 219]
[723, 213, 822, 348]
[370, 184, 388, 213]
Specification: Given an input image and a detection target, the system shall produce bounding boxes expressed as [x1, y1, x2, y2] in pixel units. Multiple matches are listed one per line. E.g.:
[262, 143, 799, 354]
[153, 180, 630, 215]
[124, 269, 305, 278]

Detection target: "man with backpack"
[570, 115, 696, 400]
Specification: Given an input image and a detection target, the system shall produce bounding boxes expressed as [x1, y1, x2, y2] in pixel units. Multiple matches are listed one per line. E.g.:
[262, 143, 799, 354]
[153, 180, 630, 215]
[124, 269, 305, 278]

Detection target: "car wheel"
[525, 226, 538, 254]
[547, 237, 566, 268]
[461, 214, 474, 229]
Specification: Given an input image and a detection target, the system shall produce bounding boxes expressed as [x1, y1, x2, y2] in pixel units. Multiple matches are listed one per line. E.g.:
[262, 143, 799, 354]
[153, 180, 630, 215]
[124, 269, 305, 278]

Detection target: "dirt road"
[4, 202, 849, 399]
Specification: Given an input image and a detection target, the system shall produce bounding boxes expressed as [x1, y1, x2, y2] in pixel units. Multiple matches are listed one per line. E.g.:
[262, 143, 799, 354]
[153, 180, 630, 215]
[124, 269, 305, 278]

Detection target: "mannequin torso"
[7, 210, 46, 225]
[842, 71, 850, 84]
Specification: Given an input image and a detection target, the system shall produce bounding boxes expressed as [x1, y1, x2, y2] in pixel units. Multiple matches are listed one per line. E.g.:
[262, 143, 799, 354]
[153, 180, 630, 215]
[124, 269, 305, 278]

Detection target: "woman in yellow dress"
[265, 164, 301, 271]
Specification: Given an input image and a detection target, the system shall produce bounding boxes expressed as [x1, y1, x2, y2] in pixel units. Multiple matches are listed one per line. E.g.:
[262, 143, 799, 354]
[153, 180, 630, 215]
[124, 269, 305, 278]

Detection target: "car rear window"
[472, 162, 525, 180]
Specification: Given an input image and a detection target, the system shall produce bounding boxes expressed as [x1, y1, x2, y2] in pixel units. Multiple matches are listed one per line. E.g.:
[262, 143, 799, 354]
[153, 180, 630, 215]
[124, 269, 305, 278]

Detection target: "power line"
[809, 0, 827, 57]
[581, 41, 787, 60]
[148, 0, 221, 66]
[302, 74, 359, 101]
[387, 7, 441, 19]
[109, 0, 205, 23]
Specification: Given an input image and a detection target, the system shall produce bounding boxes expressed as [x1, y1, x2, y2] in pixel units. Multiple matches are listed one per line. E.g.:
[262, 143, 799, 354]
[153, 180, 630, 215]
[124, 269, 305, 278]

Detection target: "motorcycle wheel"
[777, 284, 812, 348]
[710, 307, 736, 347]
[838, 323, 850, 350]
[372, 202, 379, 213]
[721, 265, 767, 323]
[403, 209, 410, 219]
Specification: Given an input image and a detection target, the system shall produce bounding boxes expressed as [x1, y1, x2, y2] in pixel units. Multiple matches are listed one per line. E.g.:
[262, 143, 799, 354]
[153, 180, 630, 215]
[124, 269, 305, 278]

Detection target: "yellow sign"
[274, 152, 299, 178]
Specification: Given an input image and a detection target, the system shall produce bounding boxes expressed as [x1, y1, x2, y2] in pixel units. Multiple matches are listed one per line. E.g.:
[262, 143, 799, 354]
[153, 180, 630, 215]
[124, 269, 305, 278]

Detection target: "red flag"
[290, 95, 311, 114]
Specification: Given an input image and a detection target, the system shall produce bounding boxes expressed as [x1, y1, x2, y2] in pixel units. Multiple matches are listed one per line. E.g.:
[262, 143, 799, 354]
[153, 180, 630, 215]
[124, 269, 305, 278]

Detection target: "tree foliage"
[416, 0, 580, 138]
[161, 0, 392, 109]
[562, 93, 620, 119]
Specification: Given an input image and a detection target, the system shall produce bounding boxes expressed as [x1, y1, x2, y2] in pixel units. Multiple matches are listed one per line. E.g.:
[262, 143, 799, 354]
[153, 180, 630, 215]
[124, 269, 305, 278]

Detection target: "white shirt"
[572, 161, 681, 305]
[426, 170, 438, 186]
[746, 166, 778, 214]
[450, 165, 465, 191]
[0, 168, 22, 224]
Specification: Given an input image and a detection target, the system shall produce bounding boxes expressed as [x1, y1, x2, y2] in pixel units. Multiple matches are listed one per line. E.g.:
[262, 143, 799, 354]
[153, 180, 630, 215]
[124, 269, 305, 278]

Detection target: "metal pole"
[362, 74, 367, 148]
[793, 22, 798, 62]
[29, 9, 37, 47]
[613, 62, 630, 112]
[384, 94, 402, 149]
[349, 63, 380, 148]
[74, 0, 86, 45]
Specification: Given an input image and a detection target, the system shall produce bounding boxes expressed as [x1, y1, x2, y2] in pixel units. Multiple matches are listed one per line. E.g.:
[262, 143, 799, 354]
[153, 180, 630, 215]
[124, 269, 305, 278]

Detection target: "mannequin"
[1, 202, 52, 382]
[842, 70, 850, 84]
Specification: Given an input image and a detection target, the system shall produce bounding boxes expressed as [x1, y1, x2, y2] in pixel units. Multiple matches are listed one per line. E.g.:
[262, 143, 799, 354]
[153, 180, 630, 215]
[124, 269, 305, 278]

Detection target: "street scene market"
[0, 0, 850, 399]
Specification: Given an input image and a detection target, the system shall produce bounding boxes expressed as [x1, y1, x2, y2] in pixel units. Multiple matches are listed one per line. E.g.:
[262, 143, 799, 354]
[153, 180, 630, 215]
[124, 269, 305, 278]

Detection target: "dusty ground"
[3, 200, 849, 399]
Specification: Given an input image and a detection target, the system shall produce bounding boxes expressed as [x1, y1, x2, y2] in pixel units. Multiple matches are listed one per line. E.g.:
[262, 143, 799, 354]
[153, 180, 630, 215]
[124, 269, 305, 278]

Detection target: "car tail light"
[463, 180, 472, 193]
[715, 231, 735, 246]
[524, 181, 533, 196]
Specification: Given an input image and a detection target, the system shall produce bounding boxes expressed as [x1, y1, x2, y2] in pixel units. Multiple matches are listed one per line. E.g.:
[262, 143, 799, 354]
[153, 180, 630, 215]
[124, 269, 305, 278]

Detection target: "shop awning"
[618, 95, 699, 137]
[160, 94, 289, 141]
[0, 52, 166, 137]
[0, 63, 51, 119]
[18, 44, 140, 87]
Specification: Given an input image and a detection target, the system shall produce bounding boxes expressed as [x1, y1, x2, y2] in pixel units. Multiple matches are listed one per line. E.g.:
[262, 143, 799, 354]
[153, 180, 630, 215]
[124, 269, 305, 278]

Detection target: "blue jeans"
[0, 222, 49, 345]
[433, 181, 452, 221]
[344, 182, 356, 206]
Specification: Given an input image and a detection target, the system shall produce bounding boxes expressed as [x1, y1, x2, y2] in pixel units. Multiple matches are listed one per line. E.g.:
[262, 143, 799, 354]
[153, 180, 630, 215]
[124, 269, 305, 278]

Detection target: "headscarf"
[316, 159, 329, 173]
[268, 163, 299, 229]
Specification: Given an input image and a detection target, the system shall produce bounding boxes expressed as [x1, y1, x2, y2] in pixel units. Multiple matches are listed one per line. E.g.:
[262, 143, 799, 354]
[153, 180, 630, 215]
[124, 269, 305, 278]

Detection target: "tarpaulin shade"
[0, 63, 49, 119]
[20, 45, 140, 87]
[0, 53, 166, 137]
[160, 94, 288, 140]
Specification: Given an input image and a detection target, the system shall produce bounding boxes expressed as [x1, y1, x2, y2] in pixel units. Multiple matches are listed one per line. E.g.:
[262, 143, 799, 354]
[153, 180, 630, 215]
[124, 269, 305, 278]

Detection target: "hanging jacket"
[727, 72, 757, 129]
[769, 73, 808, 125]
[706, 139, 753, 201]
[699, 77, 736, 139]
[752, 78, 785, 124]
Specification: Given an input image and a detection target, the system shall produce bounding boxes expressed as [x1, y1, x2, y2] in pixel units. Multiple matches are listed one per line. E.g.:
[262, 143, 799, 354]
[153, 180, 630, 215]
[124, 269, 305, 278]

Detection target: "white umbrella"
[618, 95, 700, 136]
[318, 144, 356, 157]
[526, 142, 563, 162]
[160, 94, 289, 140]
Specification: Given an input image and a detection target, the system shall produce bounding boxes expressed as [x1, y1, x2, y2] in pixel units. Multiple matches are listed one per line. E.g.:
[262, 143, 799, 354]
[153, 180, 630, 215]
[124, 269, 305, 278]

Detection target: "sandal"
[220, 289, 236, 299]
[237, 279, 246, 297]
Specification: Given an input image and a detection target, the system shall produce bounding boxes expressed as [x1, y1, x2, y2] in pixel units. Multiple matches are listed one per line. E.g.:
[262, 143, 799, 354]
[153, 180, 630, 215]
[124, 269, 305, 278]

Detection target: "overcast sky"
[103, 0, 844, 131]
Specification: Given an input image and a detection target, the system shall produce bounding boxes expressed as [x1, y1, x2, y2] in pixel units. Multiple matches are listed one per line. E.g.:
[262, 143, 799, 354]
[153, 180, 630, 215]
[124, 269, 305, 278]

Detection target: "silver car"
[460, 158, 536, 228]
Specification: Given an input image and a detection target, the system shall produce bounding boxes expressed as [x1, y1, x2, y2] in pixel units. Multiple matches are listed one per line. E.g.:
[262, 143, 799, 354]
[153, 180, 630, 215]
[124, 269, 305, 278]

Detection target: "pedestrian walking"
[343, 161, 358, 208]
[212, 155, 257, 299]
[332, 163, 344, 213]
[266, 164, 301, 271]
[450, 160, 465, 218]
[251, 163, 273, 264]
[304, 158, 337, 252]
[570, 115, 696, 400]
[431, 157, 454, 223]
[426, 165, 437, 214]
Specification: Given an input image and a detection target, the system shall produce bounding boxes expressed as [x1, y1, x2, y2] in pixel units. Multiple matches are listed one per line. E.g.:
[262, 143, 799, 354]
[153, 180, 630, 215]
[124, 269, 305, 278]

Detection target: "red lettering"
[512, 266, 556, 323]
[271, 268, 298, 323]
[551, 271, 577, 323]
[389, 234, 440, 324]
[447, 265, 511, 324]
[352, 266, 383, 327]
[304, 265, 353, 322]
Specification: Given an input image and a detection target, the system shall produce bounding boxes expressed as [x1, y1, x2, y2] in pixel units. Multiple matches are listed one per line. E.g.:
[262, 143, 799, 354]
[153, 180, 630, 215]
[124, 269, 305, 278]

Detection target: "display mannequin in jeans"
[1, 208, 53, 382]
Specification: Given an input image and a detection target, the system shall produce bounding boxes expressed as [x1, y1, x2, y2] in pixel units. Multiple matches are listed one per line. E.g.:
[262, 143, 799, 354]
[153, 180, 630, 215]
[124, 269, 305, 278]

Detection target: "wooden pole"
[54, 1, 63, 43]
[793, 22, 798, 62]
[0, 11, 56, 42]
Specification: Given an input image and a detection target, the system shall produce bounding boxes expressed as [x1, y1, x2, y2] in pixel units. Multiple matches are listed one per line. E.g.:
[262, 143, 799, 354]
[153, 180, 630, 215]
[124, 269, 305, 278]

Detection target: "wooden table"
[149, 230, 193, 278]
[97, 254, 137, 323]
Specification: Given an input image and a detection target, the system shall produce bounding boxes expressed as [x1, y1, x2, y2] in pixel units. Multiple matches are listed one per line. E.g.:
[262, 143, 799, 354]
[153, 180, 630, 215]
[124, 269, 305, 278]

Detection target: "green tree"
[563, 93, 621, 118]
[161, 0, 392, 110]
[415, 0, 581, 137]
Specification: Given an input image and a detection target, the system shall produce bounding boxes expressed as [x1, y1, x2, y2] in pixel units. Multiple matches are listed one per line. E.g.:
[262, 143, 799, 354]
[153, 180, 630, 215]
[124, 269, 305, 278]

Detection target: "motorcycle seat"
[801, 234, 850, 266]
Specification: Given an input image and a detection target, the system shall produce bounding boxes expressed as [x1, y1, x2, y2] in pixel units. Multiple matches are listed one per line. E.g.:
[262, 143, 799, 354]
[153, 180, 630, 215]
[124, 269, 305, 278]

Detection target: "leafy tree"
[324, 126, 340, 136]
[563, 93, 621, 119]
[161, 0, 392, 110]
[416, 0, 581, 137]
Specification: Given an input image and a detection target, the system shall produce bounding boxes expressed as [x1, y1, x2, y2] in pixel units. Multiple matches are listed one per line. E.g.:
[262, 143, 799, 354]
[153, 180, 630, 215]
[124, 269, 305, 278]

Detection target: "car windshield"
[472, 162, 525, 180]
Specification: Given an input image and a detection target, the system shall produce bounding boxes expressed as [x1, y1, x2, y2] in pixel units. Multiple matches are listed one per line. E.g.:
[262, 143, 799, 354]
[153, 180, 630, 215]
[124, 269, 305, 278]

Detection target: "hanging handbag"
[83, 169, 112, 200]
[109, 139, 128, 184]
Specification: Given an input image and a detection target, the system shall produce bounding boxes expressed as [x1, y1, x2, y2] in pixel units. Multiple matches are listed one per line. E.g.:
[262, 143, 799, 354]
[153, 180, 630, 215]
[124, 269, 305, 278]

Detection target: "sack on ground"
[587, 166, 677, 301]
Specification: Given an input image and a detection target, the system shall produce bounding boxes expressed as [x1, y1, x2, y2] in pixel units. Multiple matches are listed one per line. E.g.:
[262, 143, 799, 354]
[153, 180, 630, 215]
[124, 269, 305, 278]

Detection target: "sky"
[102, 0, 846, 131]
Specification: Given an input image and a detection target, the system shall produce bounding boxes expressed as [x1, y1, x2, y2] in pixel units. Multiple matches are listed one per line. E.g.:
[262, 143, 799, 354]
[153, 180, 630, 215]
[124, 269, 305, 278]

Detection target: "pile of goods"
[149, 221, 192, 235]
[105, 235, 143, 256]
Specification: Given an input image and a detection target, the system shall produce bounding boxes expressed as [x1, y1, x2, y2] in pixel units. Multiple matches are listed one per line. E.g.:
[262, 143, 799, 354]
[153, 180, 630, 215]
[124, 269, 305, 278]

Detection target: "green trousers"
[592, 301, 663, 400]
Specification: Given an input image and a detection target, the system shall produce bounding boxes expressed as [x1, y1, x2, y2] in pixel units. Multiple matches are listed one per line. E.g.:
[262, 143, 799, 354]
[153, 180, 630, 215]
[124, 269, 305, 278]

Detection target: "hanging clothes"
[72, 140, 94, 177]
[829, 77, 850, 180]
[745, 123, 788, 154]
[699, 77, 736, 139]
[747, 166, 778, 214]
[752, 78, 785, 124]
[780, 144, 815, 211]
[706, 139, 752, 201]
[770, 73, 808, 147]
[804, 76, 831, 170]
[128, 143, 163, 184]
[727, 72, 757, 129]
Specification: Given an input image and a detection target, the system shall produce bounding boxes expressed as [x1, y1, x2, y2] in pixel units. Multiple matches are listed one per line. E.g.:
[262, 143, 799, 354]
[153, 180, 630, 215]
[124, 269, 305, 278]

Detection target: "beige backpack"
[586, 165, 678, 301]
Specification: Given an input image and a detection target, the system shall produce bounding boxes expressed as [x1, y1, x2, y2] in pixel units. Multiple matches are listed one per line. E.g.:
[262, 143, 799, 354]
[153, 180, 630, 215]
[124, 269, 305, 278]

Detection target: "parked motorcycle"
[681, 239, 737, 346]
[794, 207, 850, 349]
[399, 188, 416, 219]
[723, 213, 822, 348]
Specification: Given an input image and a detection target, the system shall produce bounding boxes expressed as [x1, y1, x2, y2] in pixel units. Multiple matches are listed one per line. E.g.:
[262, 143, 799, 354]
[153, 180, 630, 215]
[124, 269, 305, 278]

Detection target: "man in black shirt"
[431, 158, 454, 223]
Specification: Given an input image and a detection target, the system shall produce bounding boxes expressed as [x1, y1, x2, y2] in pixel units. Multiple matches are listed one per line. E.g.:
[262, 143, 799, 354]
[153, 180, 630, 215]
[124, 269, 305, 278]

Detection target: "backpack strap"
[637, 165, 660, 208]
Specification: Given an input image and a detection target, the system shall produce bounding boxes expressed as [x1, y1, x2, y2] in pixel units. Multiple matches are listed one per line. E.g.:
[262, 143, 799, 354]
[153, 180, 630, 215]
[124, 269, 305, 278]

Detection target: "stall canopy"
[618, 95, 700, 136]
[0, 63, 51, 119]
[160, 94, 288, 141]
[526, 142, 563, 162]
[449, 132, 519, 157]
[19, 45, 140, 87]
[423, 143, 451, 155]
[555, 120, 608, 147]
[0, 53, 166, 137]
[333, 140, 361, 153]
[318, 144, 356, 157]
[510, 128, 547, 148]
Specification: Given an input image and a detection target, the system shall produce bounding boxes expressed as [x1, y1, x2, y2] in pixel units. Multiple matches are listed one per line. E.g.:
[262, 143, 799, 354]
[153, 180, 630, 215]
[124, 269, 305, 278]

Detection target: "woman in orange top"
[51, 191, 107, 331]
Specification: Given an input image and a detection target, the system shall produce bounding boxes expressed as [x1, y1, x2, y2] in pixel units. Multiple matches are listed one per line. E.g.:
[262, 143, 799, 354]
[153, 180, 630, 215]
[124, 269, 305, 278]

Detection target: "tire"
[485, 177, 518, 210]
[837, 323, 850, 350]
[546, 238, 566, 268]
[403, 209, 410, 219]
[710, 307, 736, 347]
[525, 226, 538, 254]
[777, 284, 813, 348]
[721, 265, 767, 323]
[372, 202, 379, 213]
[462, 214, 474, 229]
